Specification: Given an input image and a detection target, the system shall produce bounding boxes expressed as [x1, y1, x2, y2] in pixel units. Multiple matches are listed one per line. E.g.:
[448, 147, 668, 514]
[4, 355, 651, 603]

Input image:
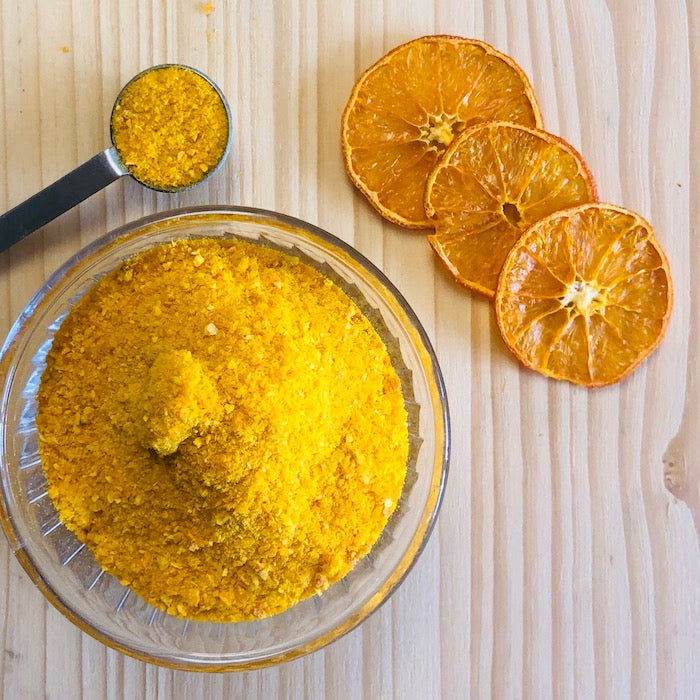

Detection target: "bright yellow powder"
[37, 238, 409, 622]
[111, 65, 229, 191]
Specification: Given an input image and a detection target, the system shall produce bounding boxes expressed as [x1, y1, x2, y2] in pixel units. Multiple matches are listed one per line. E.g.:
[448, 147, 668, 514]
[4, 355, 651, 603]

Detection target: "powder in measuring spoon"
[111, 65, 229, 191]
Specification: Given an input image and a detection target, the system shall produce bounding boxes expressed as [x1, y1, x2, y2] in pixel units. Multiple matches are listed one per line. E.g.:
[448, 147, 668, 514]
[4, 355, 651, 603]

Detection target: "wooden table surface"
[1, 1, 698, 698]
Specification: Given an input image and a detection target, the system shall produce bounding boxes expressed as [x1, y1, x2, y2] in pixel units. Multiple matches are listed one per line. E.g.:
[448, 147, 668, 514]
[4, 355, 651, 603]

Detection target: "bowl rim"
[0, 205, 451, 671]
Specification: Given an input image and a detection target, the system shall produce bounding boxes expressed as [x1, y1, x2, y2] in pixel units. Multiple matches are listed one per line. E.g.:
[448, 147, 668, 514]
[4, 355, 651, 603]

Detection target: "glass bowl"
[0, 206, 449, 671]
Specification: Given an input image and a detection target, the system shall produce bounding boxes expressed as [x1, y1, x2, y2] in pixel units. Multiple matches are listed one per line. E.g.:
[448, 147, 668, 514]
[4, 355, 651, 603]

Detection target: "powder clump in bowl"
[36, 237, 409, 622]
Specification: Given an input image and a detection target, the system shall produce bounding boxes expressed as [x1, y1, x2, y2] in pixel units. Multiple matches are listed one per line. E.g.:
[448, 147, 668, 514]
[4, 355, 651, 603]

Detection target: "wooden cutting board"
[0, 1, 697, 697]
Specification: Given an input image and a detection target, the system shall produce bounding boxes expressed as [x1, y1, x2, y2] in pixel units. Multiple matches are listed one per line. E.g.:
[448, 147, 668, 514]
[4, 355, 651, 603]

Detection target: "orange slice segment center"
[420, 112, 462, 151]
[501, 201, 522, 226]
[559, 276, 606, 317]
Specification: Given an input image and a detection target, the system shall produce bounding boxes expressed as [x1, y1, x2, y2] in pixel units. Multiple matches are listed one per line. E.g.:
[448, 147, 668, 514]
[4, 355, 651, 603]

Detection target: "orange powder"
[37, 237, 409, 621]
[111, 65, 229, 191]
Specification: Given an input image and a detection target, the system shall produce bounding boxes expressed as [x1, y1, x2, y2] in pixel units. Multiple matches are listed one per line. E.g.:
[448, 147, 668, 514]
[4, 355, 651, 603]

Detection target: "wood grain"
[1, 1, 698, 698]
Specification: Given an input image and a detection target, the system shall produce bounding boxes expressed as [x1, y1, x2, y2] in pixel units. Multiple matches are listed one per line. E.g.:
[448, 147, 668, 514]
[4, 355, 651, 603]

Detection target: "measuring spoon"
[0, 64, 232, 254]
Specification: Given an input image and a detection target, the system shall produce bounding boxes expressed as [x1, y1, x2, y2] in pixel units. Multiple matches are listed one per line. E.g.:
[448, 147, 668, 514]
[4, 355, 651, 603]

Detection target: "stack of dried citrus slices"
[341, 35, 673, 387]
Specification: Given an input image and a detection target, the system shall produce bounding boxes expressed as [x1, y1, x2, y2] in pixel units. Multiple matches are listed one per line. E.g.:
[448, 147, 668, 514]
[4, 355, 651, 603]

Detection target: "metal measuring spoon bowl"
[0, 64, 233, 253]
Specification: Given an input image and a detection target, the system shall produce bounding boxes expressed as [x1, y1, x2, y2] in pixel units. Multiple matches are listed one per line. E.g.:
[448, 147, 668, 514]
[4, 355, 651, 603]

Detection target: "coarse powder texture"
[111, 65, 229, 190]
[36, 237, 409, 622]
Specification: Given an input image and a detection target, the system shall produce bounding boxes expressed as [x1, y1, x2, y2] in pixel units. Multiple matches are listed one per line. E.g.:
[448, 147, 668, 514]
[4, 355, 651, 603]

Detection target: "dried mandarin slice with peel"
[341, 36, 543, 228]
[425, 121, 597, 297]
[494, 203, 673, 387]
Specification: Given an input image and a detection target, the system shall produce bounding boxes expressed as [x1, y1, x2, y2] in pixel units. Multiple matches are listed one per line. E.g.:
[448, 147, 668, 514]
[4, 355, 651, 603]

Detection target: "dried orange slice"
[494, 203, 673, 387]
[341, 36, 543, 228]
[425, 121, 597, 297]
